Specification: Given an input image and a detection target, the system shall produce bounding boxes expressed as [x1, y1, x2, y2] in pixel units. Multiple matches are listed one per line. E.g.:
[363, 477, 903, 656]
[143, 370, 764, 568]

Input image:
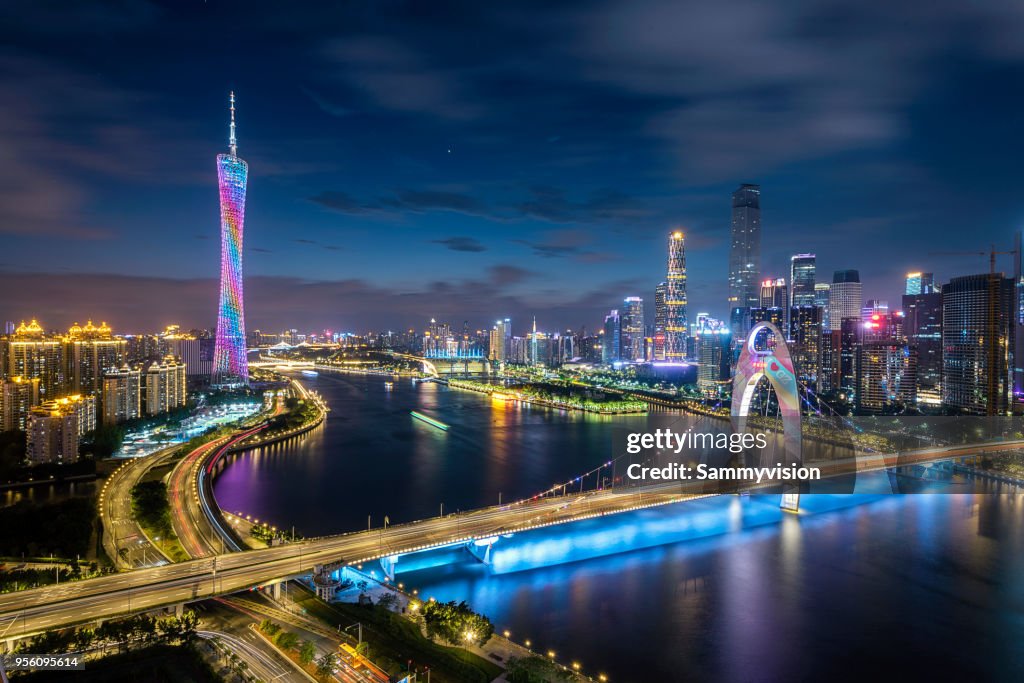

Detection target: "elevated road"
[3, 438, 1023, 642]
[100, 446, 180, 569]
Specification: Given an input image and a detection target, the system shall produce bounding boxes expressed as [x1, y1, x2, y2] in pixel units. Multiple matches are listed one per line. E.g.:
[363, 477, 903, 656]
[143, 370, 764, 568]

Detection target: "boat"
[384, 381, 394, 389]
[410, 411, 449, 431]
[301, 370, 319, 377]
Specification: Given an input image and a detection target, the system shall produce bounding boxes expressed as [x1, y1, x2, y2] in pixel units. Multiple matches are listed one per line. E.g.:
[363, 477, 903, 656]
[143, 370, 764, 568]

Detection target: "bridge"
[1, 434, 1019, 645]
[4, 326, 1020, 646]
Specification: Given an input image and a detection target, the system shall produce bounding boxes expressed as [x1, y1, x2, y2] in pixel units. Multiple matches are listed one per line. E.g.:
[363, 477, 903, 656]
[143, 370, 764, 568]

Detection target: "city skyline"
[5, 2, 1024, 332]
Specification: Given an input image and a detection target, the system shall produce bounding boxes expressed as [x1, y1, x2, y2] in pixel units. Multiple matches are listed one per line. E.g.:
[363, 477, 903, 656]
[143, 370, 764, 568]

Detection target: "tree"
[378, 593, 399, 611]
[275, 631, 299, 650]
[299, 640, 316, 665]
[421, 600, 495, 647]
[315, 653, 336, 679]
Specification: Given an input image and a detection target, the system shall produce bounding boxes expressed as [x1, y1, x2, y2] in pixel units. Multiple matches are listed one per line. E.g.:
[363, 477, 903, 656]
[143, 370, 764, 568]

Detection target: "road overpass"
[2, 438, 1022, 644]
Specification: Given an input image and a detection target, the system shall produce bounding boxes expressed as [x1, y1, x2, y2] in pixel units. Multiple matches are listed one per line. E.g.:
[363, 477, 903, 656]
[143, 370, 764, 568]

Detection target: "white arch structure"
[731, 321, 803, 512]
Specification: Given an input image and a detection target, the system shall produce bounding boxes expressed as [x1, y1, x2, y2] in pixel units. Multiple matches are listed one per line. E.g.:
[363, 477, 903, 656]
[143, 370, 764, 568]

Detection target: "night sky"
[3, 0, 1024, 335]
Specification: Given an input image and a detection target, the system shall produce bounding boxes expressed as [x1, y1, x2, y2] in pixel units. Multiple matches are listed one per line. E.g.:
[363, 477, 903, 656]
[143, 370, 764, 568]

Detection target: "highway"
[99, 445, 181, 569]
[3, 437, 1023, 642]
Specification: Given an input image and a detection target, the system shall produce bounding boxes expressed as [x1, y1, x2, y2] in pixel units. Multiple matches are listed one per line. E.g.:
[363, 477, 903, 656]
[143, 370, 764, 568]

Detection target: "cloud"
[488, 265, 533, 286]
[291, 238, 342, 252]
[514, 229, 615, 262]
[0, 271, 635, 333]
[310, 185, 649, 227]
[299, 85, 353, 117]
[307, 191, 370, 214]
[431, 237, 487, 253]
[321, 37, 483, 121]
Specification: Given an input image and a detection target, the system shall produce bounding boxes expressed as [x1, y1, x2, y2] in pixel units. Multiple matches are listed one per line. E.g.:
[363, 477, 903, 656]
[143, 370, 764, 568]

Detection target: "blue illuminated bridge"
[0, 435, 1019, 646]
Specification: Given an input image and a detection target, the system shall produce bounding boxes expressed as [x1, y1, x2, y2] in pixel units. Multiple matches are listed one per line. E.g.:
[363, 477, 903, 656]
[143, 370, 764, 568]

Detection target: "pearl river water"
[213, 372, 1024, 682]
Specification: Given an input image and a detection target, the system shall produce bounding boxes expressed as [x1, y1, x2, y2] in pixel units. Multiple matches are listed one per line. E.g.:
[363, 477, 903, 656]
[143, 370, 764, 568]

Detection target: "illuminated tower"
[664, 231, 688, 360]
[213, 91, 249, 385]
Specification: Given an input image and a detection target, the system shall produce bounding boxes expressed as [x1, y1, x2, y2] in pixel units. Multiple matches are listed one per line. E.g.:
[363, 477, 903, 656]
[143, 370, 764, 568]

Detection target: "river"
[214, 371, 1024, 681]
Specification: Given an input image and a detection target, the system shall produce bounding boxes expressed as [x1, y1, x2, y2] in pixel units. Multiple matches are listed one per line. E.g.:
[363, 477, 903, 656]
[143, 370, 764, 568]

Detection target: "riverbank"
[445, 378, 648, 415]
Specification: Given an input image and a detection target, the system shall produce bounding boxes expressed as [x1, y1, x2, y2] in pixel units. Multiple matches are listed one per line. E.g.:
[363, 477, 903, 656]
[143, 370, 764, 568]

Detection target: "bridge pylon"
[731, 321, 804, 512]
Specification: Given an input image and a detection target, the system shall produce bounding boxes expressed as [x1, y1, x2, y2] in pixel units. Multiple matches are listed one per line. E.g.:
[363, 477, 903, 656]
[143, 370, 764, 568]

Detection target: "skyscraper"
[664, 231, 688, 360]
[905, 272, 935, 295]
[728, 184, 761, 316]
[902, 291, 942, 405]
[814, 283, 831, 330]
[653, 282, 667, 360]
[213, 92, 249, 386]
[622, 297, 645, 361]
[102, 366, 141, 425]
[759, 278, 788, 309]
[488, 318, 511, 362]
[829, 270, 863, 331]
[790, 254, 816, 307]
[602, 310, 621, 364]
[942, 273, 1015, 415]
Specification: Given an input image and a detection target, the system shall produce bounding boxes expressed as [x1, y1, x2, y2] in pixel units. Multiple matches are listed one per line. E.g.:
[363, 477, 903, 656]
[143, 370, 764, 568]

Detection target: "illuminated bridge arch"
[731, 321, 803, 511]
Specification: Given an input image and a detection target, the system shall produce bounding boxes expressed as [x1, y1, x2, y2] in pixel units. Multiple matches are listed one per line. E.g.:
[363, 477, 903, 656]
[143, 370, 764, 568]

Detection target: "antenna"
[229, 91, 237, 156]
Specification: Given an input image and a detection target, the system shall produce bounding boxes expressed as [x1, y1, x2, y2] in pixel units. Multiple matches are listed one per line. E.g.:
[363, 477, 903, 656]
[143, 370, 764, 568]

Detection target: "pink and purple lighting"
[213, 92, 249, 385]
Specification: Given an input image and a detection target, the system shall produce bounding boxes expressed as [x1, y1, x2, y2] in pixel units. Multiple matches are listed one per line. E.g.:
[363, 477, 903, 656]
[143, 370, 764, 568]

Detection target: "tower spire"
[229, 91, 237, 156]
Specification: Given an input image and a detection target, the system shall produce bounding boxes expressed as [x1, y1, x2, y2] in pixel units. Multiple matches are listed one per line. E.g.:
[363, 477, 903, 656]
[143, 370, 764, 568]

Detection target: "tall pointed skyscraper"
[213, 92, 249, 386]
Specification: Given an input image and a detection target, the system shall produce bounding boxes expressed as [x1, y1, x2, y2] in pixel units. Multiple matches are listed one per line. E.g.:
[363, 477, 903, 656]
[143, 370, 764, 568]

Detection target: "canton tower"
[213, 91, 249, 385]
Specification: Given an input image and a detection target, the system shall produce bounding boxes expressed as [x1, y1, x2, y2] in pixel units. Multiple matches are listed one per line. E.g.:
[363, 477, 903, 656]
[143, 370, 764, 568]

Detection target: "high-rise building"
[488, 318, 511, 363]
[67, 321, 126, 397]
[26, 406, 78, 465]
[145, 358, 187, 415]
[942, 273, 1015, 415]
[861, 299, 889, 321]
[664, 231, 688, 360]
[1, 376, 40, 431]
[213, 92, 249, 386]
[622, 297, 645, 361]
[838, 317, 861, 405]
[175, 336, 215, 379]
[760, 278, 788, 308]
[829, 270, 863, 331]
[905, 272, 935, 295]
[859, 342, 916, 413]
[653, 282, 667, 360]
[7, 320, 65, 400]
[903, 291, 943, 405]
[102, 366, 141, 425]
[790, 254, 816, 307]
[728, 184, 761, 311]
[814, 283, 831, 330]
[697, 328, 731, 393]
[27, 393, 96, 464]
[789, 306, 822, 385]
[602, 310, 621, 364]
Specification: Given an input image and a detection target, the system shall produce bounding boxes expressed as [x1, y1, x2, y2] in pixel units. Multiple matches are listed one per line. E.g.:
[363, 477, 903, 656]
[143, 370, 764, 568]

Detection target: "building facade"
[664, 231, 688, 360]
[790, 254, 816, 307]
[829, 270, 863, 332]
[942, 274, 1014, 415]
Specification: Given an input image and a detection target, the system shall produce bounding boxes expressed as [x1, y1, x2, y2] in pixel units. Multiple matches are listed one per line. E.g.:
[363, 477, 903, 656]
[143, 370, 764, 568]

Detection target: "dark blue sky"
[3, 0, 1024, 334]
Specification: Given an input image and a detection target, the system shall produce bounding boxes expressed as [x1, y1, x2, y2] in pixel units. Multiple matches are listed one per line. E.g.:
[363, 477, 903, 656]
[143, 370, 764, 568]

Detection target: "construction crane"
[928, 243, 1020, 415]
[929, 244, 1017, 276]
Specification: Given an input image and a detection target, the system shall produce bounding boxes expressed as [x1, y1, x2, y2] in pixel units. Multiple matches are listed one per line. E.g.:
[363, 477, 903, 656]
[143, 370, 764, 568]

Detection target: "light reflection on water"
[400, 491, 1024, 682]
[213, 373, 1024, 681]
